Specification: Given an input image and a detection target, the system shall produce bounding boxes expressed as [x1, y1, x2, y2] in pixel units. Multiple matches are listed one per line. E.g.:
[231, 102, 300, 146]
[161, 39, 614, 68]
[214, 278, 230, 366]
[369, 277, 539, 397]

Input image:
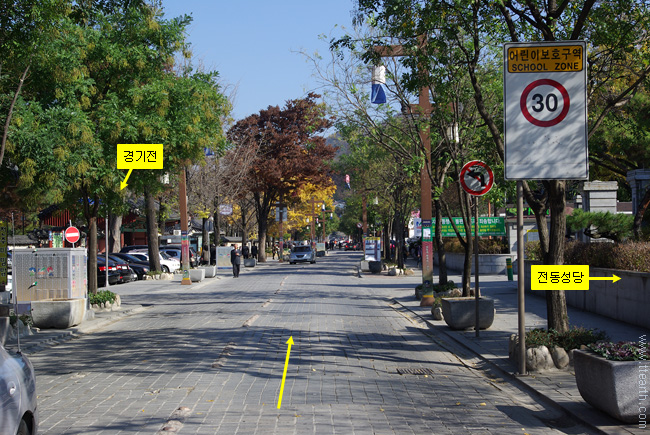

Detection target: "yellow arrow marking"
[589, 274, 621, 283]
[277, 336, 294, 409]
[120, 168, 134, 190]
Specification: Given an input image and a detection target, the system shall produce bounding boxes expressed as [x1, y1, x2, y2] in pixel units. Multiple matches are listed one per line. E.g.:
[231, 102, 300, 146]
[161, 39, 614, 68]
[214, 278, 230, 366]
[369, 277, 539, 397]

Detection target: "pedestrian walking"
[230, 244, 241, 277]
[272, 244, 278, 259]
[251, 243, 258, 261]
[242, 244, 250, 259]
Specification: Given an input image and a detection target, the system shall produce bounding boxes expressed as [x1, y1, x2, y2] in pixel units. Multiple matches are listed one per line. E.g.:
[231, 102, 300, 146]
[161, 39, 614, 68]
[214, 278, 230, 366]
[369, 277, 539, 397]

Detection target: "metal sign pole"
[474, 196, 480, 337]
[517, 180, 527, 375]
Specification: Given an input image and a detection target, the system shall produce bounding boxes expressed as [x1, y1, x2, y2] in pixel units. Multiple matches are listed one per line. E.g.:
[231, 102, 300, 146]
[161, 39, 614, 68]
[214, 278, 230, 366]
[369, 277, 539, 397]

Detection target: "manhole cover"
[396, 367, 435, 376]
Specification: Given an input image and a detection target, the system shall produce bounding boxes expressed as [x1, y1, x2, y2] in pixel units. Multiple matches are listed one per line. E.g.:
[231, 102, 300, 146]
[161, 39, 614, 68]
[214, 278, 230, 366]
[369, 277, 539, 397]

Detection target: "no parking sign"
[504, 41, 588, 180]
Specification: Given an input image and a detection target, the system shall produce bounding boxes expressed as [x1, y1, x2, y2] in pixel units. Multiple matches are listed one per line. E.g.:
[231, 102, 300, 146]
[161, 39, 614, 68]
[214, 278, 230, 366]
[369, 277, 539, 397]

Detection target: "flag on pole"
[371, 65, 387, 104]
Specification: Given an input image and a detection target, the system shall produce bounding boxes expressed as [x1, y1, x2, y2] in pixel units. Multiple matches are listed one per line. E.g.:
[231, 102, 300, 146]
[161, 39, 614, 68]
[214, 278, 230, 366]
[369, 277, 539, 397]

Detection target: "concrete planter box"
[189, 268, 205, 282]
[244, 258, 256, 267]
[574, 350, 639, 423]
[441, 297, 494, 330]
[31, 298, 86, 329]
[200, 265, 217, 278]
[369, 261, 382, 274]
[435, 253, 514, 275]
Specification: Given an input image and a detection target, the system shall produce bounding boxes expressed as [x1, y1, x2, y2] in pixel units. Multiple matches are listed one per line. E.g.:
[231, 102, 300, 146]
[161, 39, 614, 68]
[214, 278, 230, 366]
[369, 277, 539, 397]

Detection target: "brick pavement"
[21, 252, 597, 434]
[376, 259, 648, 435]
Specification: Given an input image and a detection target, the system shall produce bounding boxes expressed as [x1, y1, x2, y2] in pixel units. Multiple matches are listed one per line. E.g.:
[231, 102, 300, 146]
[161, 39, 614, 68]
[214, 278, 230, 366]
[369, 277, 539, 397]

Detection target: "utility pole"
[374, 36, 434, 288]
[179, 167, 191, 285]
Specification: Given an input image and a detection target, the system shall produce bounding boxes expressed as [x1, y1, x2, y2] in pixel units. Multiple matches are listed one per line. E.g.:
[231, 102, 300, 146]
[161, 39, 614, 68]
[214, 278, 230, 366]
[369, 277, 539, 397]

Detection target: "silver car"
[0, 339, 38, 435]
[289, 246, 316, 264]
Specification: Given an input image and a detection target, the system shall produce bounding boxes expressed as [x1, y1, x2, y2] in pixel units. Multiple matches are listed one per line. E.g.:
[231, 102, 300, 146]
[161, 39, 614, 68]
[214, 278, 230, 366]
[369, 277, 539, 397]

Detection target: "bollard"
[506, 257, 514, 281]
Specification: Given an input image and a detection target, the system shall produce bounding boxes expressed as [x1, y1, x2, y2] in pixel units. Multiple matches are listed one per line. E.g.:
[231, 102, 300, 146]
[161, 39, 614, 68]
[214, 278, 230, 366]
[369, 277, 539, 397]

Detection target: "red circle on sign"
[460, 161, 494, 196]
[520, 79, 570, 127]
[65, 226, 80, 244]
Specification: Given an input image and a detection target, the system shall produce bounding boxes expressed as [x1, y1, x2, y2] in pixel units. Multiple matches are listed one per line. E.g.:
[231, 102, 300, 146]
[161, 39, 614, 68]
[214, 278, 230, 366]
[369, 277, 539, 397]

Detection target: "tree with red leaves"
[227, 93, 336, 261]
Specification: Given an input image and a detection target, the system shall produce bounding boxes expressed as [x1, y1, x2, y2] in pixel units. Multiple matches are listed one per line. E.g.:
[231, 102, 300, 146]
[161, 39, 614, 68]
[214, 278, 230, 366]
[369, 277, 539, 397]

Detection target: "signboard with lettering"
[504, 41, 588, 180]
[433, 217, 506, 237]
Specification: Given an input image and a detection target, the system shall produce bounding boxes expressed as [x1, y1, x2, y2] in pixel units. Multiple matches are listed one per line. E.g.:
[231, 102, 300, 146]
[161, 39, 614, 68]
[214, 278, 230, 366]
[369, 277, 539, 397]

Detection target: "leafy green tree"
[346, 0, 650, 332]
[7, 3, 205, 292]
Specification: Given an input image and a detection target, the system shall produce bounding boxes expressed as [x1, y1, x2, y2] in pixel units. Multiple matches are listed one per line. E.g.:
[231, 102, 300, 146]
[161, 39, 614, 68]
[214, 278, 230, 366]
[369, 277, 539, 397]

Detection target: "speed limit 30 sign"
[504, 41, 588, 180]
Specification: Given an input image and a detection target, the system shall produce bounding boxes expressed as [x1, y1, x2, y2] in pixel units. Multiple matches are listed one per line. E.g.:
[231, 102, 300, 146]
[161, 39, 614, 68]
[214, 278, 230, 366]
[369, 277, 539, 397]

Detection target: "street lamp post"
[374, 37, 434, 289]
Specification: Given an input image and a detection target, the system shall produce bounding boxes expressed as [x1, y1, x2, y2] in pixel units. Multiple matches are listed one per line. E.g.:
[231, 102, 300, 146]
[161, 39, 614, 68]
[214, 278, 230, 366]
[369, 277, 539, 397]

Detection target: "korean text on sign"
[507, 45, 583, 73]
[531, 265, 589, 290]
[117, 144, 164, 169]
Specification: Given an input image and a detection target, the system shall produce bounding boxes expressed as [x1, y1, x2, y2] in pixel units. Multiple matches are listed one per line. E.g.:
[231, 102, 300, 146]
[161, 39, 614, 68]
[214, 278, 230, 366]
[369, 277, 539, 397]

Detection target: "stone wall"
[524, 261, 650, 329]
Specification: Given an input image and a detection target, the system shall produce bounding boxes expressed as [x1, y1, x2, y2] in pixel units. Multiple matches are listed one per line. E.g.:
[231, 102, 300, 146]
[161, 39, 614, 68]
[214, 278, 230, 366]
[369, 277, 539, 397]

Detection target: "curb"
[6, 305, 148, 355]
[391, 298, 627, 435]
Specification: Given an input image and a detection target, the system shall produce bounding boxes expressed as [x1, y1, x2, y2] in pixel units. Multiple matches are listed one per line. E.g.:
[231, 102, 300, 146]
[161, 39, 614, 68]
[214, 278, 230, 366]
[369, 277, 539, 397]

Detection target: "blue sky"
[162, 0, 356, 121]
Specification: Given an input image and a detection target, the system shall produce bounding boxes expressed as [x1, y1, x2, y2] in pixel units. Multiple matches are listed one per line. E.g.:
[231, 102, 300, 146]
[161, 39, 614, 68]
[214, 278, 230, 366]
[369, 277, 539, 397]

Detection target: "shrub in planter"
[574, 341, 650, 423]
[89, 290, 117, 306]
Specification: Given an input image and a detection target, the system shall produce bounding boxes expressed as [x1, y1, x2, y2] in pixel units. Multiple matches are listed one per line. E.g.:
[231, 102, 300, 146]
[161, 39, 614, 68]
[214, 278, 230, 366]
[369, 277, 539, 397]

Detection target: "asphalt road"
[29, 251, 596, 434]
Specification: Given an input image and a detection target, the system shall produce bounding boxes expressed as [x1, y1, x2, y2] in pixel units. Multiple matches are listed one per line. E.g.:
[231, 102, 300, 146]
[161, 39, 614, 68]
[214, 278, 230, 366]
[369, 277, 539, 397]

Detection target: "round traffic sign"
[357, 222, 363, 229]
[460, 161, 494, 196]
[520, 79, 570, 127]
[65, 226, 80, 244]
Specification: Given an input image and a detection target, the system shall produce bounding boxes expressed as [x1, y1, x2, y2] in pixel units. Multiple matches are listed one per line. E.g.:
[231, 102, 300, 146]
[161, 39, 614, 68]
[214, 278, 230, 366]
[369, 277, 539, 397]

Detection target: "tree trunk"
[257, 217, 268, 262]
[383, 222, 390, 260]
[108, 213, 122, 253]
[544, 180, 570, 332]
[144, 187, 161, 272]
[241, 201, 248, 253]
[87, 215, 98, 294]
[202, 217, 209, 264]
[434, 199, 448, 284]
[633, 187, 650, 240]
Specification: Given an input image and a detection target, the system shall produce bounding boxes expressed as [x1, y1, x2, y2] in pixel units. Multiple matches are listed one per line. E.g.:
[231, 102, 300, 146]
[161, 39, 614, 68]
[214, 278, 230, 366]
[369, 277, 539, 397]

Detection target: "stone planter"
[441, 297, 494, 330]
[369, 261, 382, 274]
[244, 258, 256, 267]
[31, 298, 86, 329]
[574, 349, 639, 423]
[189, 268, 205, 282]
[201, 265, 217, 278]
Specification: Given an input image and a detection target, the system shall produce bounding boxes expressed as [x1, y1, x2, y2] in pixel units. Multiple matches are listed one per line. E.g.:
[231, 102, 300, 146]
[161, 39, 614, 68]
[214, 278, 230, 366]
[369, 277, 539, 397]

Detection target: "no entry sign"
[65, 226, 80, 244]
[460, 161, 494, 196]
[504, 41, 588, 180]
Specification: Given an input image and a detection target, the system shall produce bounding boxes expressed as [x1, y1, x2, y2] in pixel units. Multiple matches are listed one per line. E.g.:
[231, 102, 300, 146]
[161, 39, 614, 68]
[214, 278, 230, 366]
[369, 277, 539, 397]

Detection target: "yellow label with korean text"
[117, 144, 163, 169]
[531, 265, 589, 290]
[507, 45, 584, 73]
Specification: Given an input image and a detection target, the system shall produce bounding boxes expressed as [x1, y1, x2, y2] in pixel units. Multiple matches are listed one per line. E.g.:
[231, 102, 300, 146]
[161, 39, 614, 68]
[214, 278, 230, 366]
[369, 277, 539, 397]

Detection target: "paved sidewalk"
[368, 261, 648, 435]
[14, 253, 597, 434]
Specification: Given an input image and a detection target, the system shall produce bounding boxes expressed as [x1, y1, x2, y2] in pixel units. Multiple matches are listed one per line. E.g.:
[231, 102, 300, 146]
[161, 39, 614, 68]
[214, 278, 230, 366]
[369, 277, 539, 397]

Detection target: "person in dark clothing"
[251, 243, 258, 260]
[230, 244, 241, 277]
[242, 244, 250, 259]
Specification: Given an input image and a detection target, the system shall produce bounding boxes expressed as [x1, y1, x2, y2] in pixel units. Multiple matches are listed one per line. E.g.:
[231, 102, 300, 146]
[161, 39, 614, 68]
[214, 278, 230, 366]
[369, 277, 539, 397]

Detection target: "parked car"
[108, 254, 150, 280]
[289, 245, 316, 264]
[119, 245, 149, 254]
[0, 341, 38, 435]
[129, 251, 180, 273]
[159, 245, 200, 267]
[105, 255, 136, 284]
[96, 257, 120, 287]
